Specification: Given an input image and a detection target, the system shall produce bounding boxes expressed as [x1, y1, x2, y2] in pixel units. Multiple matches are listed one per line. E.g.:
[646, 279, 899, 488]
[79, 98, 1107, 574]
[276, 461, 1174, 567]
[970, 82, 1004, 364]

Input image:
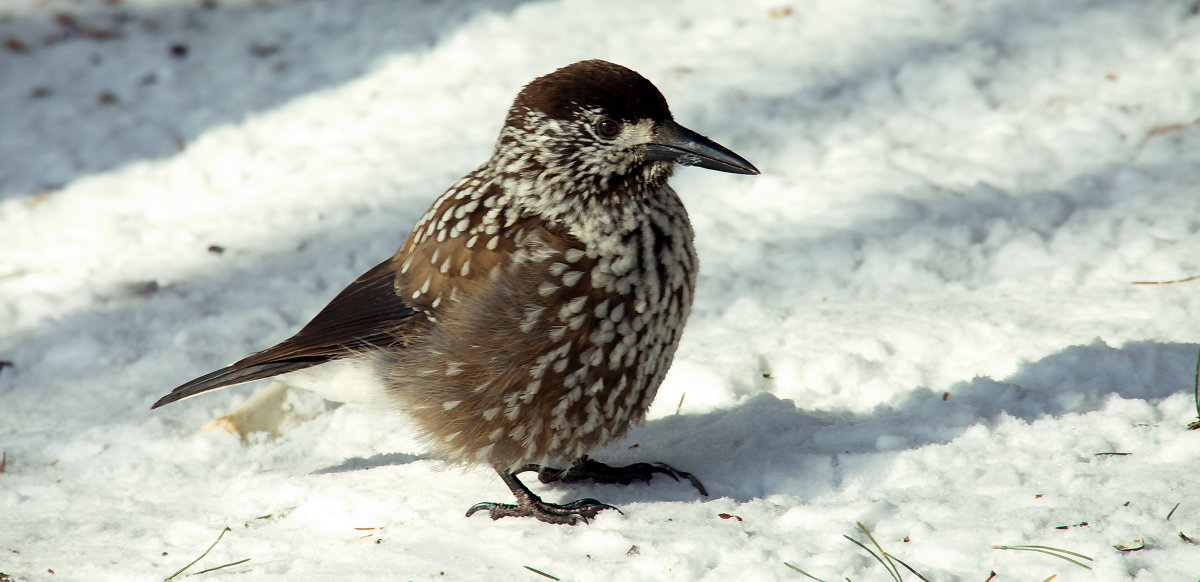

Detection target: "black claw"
[524, 456, 708, 495]
[652, 462, 709, 496]
[465, 502, 496, 518]
[560, 498, 623, 515]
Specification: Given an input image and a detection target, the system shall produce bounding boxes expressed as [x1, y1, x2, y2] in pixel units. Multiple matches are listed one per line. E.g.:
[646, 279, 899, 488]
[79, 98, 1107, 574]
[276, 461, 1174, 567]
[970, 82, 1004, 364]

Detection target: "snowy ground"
[3, 0, 1200, 579]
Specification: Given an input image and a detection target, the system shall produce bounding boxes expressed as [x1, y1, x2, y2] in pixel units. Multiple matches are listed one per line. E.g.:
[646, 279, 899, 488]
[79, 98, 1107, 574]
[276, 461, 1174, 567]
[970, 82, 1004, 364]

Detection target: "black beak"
[644, 120, 760, 175]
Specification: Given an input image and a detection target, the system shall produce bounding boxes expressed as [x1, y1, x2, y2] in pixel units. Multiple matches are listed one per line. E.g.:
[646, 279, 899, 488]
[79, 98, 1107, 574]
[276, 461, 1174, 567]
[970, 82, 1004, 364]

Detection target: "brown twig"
[1132, 274, 1200, 285]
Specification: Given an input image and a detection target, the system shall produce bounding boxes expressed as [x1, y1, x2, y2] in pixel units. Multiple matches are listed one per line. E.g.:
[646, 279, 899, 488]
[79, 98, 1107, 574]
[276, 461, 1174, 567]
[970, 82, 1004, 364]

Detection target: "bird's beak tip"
[646, 121, 760, 176]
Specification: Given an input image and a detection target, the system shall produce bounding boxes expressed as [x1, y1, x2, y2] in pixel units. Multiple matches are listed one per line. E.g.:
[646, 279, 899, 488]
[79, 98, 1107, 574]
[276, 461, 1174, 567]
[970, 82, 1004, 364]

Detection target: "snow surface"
[3, 0, 1200, 579]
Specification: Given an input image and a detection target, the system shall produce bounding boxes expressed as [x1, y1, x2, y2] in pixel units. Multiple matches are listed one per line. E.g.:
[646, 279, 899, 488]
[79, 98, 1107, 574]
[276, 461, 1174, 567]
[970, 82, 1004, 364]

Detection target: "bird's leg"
[466, 468, 620, 525]
[519, 455, 708, 496]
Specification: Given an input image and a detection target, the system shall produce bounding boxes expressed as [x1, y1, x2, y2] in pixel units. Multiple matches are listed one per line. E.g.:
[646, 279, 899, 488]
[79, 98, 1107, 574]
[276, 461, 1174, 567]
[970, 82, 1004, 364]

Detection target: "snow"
[3, 0, 1200, 579]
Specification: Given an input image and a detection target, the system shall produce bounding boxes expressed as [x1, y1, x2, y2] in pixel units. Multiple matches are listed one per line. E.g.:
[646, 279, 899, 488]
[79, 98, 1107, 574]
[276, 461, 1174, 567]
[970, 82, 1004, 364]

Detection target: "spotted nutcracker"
[153, 59, 759, 524]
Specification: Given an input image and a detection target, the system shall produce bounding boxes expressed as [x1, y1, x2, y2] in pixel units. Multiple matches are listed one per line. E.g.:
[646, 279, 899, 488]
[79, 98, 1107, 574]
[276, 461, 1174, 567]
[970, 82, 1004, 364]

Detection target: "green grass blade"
[992, 545, 1093, 570]
[784, 561, 831, 582]
[843, 534, 901, 582]
[856, 522, 902, 581]
[164, 526, 231, 581]
[1003, 544, 1093, 561]
[523, 565, 561, 580]
[887, 552, 932, 582]
[1194, 343, 1200, 422]
[194, 558, 251, 575]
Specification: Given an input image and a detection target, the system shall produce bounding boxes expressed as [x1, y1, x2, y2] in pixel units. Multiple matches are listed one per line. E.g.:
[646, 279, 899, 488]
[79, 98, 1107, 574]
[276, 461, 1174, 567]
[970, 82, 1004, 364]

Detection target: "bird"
[153, 59, 759, 525]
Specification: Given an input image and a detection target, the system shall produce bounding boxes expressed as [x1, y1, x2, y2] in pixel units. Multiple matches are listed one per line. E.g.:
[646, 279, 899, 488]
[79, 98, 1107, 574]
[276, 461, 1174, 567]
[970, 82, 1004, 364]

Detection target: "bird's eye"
[595, 118, 620, 138]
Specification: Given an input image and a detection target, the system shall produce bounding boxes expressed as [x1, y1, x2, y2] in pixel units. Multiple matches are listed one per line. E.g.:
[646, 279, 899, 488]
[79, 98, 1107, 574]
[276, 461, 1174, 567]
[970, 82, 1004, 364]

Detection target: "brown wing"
[151, 258, 421, 409]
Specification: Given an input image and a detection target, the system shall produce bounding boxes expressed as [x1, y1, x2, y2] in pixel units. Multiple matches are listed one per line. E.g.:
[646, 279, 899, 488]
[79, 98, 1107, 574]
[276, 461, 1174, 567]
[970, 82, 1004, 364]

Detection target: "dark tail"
[150, 357, 327, 409]
[152, 257, 413, 410]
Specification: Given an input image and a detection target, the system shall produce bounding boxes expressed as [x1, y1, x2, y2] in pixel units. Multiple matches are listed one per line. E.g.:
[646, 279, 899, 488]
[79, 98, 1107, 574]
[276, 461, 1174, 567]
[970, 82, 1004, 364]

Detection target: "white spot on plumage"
[561, 271, 583, 286]
[609, 302, 626, 323]
[591, 319, 616, 345]
[581, 399, 601, 432]
[475, 444, 494, 461]
[522, 379, 542, 401]
[563, 367, 586, 389]
[609, 339, 629, 368]
[504, 404, 522, 421]
[548, 326, 567, 342]
[519, 306, 545, 333]
[550, 400, 570, 429]
[581, 347, 604, 367]
[558, 296, 587, 319]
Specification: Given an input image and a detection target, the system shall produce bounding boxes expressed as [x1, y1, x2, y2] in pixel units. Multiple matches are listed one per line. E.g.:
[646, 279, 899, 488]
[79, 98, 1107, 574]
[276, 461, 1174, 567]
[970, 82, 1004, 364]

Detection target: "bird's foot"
[466, 496, 620, 525]
[524, 456, 708, 496]
[467, 469, 621, 525]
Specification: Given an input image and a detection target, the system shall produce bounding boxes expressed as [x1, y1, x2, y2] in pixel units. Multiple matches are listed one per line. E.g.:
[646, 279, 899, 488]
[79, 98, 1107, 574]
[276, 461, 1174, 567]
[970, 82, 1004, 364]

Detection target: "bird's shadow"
[312, 451, 430, 475]
[301, 340, 1197, 507]
[592, 339, 1199, 505]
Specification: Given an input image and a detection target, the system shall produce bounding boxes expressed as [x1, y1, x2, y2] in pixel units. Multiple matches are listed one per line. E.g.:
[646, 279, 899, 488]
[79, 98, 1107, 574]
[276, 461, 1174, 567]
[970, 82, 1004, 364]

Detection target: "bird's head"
[494, 60, 759, 203]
